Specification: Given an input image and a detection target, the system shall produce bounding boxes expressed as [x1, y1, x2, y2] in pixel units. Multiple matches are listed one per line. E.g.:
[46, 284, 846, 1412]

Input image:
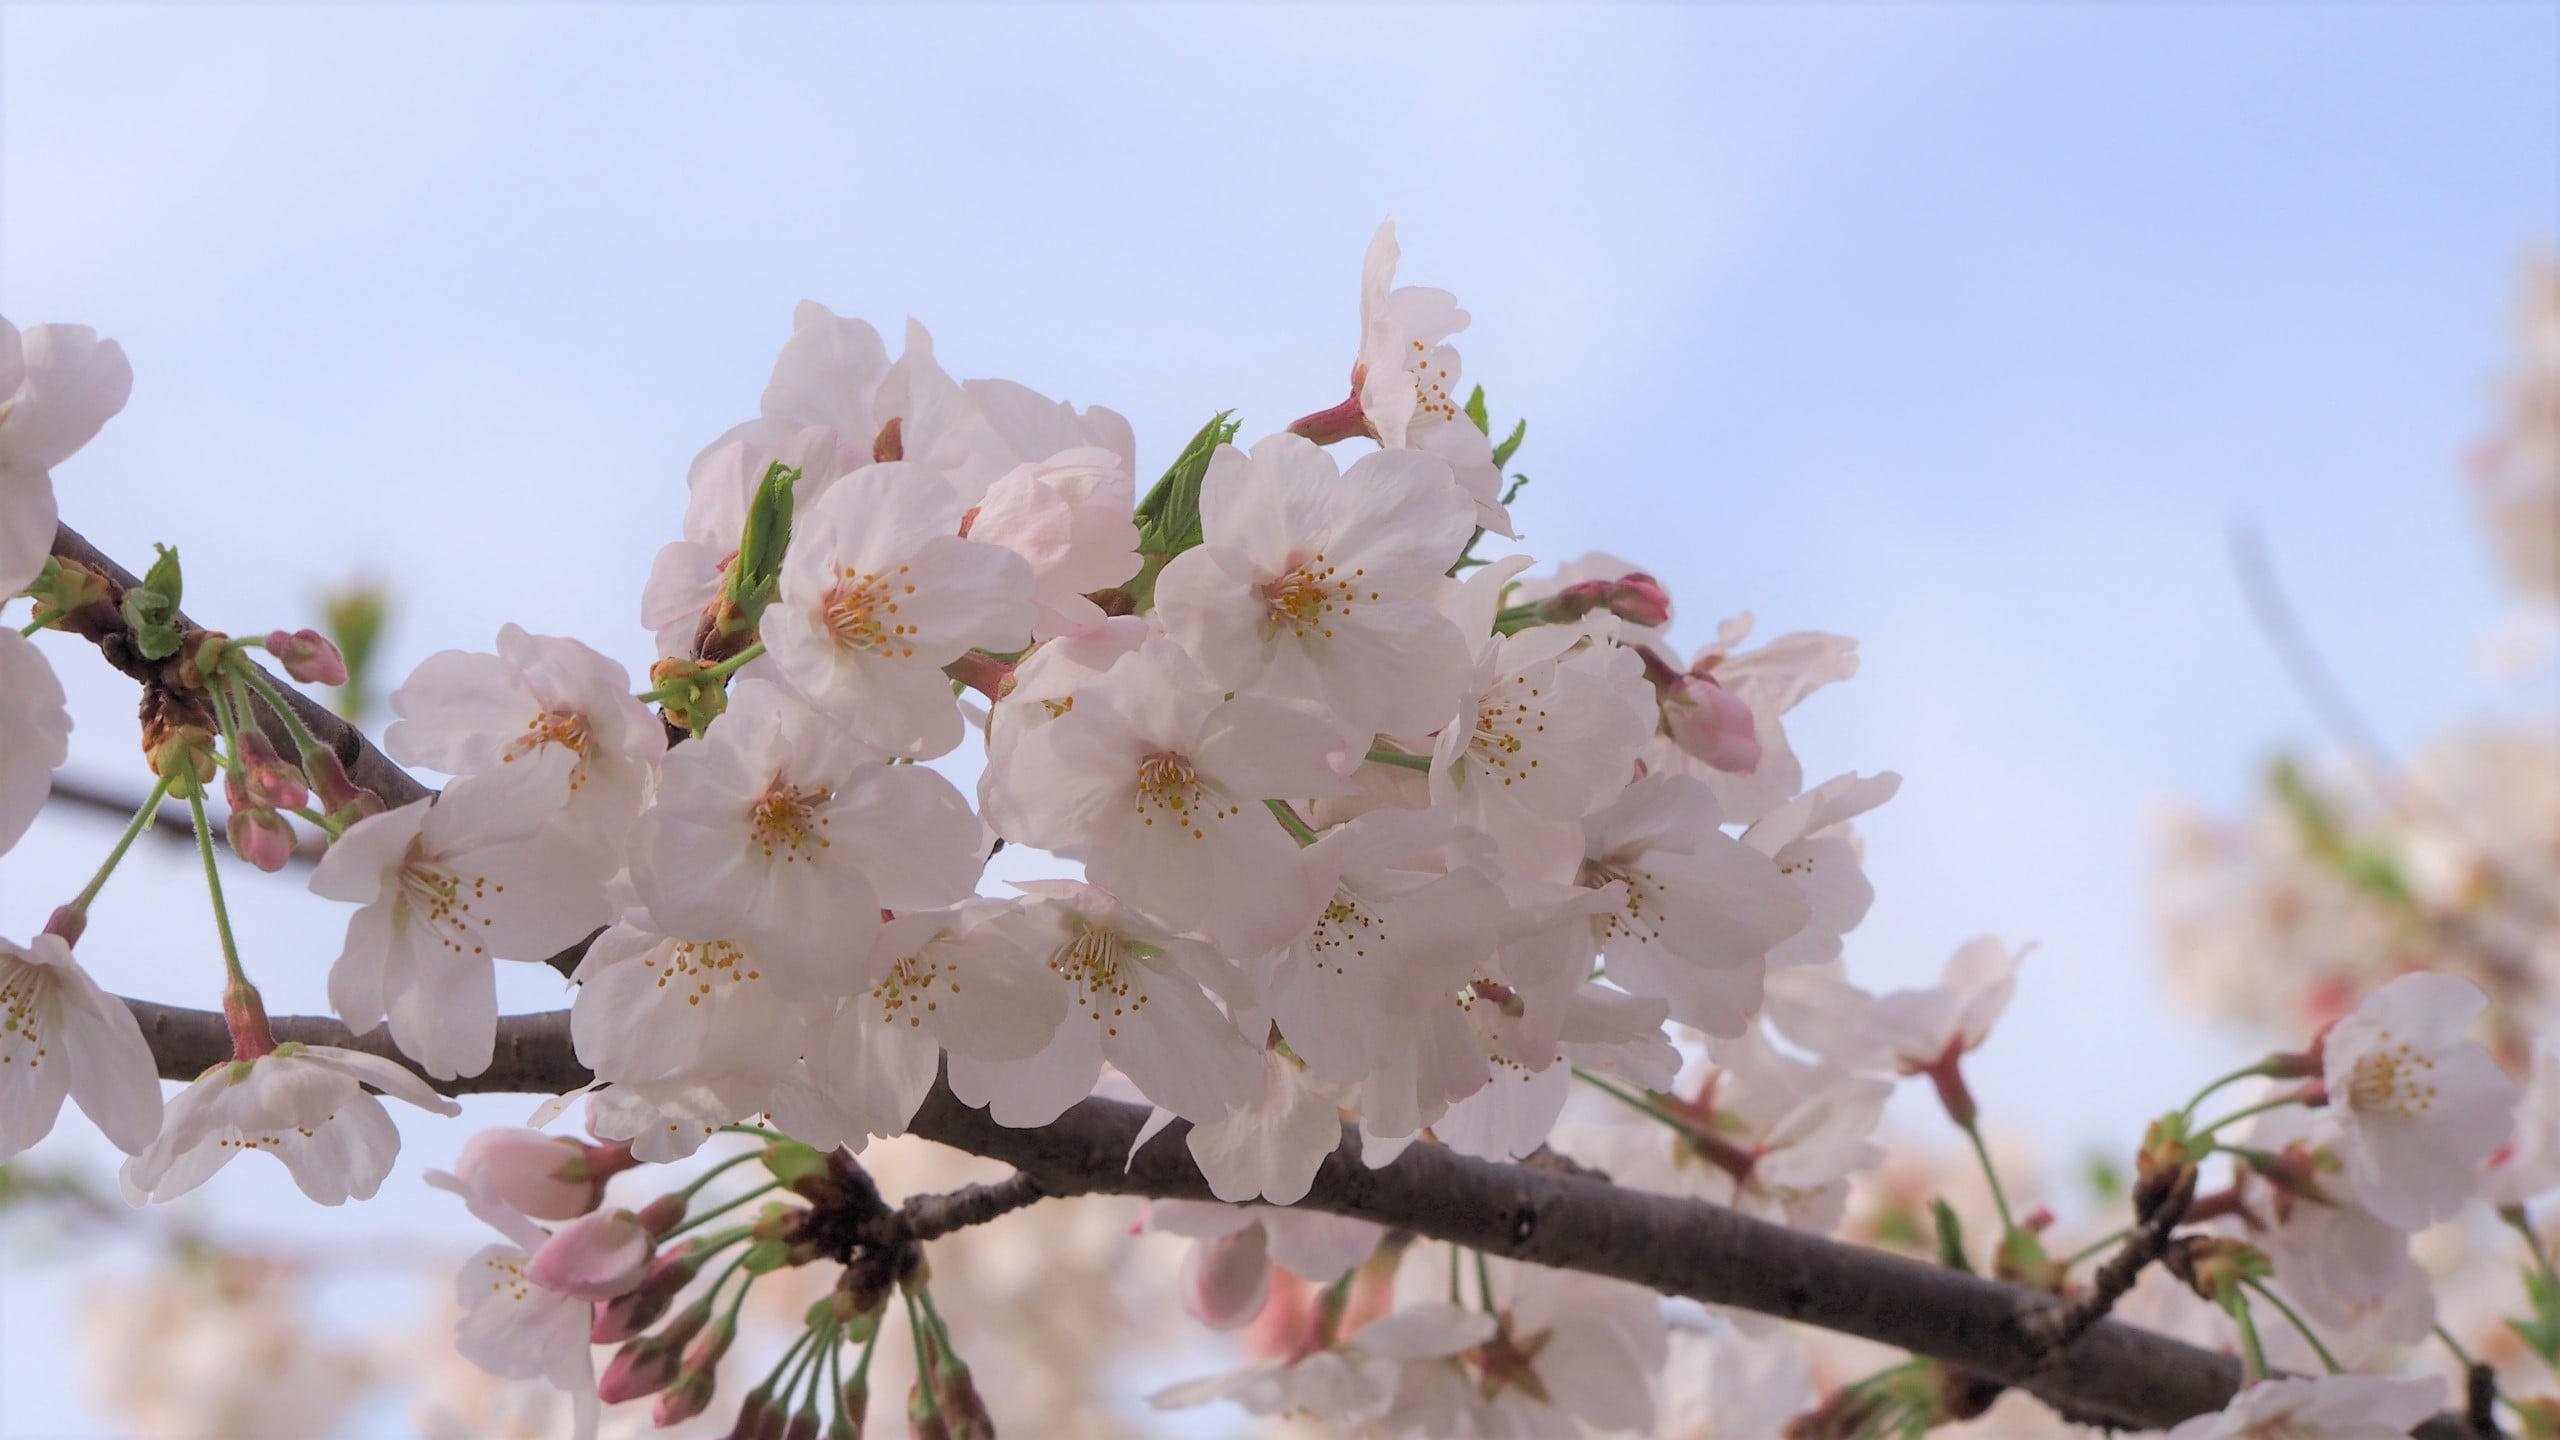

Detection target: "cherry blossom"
[451, 1126, 620, 1222]
[967, 447, 1142, 639]
[121, 1043, 463, 1205]
[1185, 1046, 1346, 1205]
[2320, 972, 2519, 1230]
[568, 903, 807, 1133]
[976, 613, 1152, 836]
[386, 624, 665, 837]
[313, 783, 617, 1081]
[428, 1169, 606, 1440]
[2162, 1375, 2444, 1440]
[630, 678, 985, 998]
[1349, 221, 1513, 536]
[1861, 935, 2028, 1078]
[1578, 773, 1810, 1037]
[1151, 1300, 1493, 1429]
[0, 317, 132, 594]
[941, 880, 1263, 1127]
[1152, 433, 1477, 743]
[1741, 770, 1900, 969]
[1380, 1257, 1670, 1437]
[995, 635, 1356, 954]
[643, 422, 855, 655]
[0, 931, 162, 1160]
[0, 628, 70, 856]
[763, 459, 1036, 758]
[1644, 615, 1860, 826]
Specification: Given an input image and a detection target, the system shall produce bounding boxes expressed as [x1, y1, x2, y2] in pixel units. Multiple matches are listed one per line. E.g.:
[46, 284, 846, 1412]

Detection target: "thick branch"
[116, 995, 2464, 1436]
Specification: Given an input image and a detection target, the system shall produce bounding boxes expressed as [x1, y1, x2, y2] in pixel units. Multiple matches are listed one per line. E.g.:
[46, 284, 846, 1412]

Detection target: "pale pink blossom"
[1861, 935, 2027, 1076]
[1645, 615, 1860, 826]
[525, 1208, 652, 1302]
[2162, 1375, 2444, 1440]
[1431, 619, 1657, 882]
[0, 317, 132, 594]
[570, 905, 809, 1131]
[387, 623, 664, 837]
[1151, 1301, 1493, 1427]
[629, 678, 985, 998]
[1152, 433, 1477, 743]
[967, 447, 1142, 639]
[643, 422, 854, 655]
[0, 629, 70, 856]
[121, 1043, 462, 1205]
[427, 1170, 604, 1440]
[764, 460, 1036, 759]
[2321, 971, 2517, 1230]
[452, 1127, 612, 1222]
[1185, 1047, 1346, 1205]
[1351, 222, 1512, 536]
[1741, 770, 1899, 969]
[0, 932, 162, 1159]
[995, 636, 1355, 955]
[977, 614, 1152, 837]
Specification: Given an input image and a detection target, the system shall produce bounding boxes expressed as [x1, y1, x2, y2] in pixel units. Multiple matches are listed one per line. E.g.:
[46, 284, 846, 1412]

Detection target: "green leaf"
[1489, 418, 1527, 471]
[2511, 1266, 2560, 1364]
[728, 461, 802, 610]
[1464, 385, 1490, 436]
[1134, 410, 1240, 560]
[120, 543, 186, 661]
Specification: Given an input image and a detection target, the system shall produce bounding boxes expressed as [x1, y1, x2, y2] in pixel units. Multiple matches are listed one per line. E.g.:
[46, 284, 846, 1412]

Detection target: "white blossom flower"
[569, 905, 808, 1132]
[1579, 774, 1811, 1037]
[764, 460, 1036, 759]
[2321, 971, 2518, 1230]
[977, 614, 1152, 836]
[942, 881, 1263, 1128]
[0, 317, 132, 594]
[2162, 1375, 2444, 1440]
[1741, 770, 1900, 969]
[386, 623, 665, 838]
[121, 1043, 463, 1205]
[1153, 433, 1477, 744]
[630, 678, 985, 998]
[1185, 1047, 1346, 1205]
[428, 1170, 604, 1440]
[1600, 1031, 1890, 1233]
[643, 422, 855, 655]
[967, 447, 1142, 640]
[1431, 620, 1657, 882]
[0, 628, 70, 856]
[1653, 1320, 1813, 1440]
[1353, 222, 1512, 536]
[314, 781, 615, 1081]
[1379, 1258, 1670, 1438]
[1861, 935, 2028, 1076]
[0, 932, 162, 1159]
[996, 635, 1356, 955]
[1150, 1301, 1492, 1428]
[2231, 1106, 2435, 1361]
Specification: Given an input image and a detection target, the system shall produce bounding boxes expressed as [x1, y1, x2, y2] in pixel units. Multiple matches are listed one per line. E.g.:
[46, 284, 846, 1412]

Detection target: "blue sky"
[1, 5, 2553, 1435]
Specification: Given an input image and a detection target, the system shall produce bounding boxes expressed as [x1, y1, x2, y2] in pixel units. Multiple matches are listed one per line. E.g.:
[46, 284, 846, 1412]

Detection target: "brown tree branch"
[114, 995, 2465, 1437]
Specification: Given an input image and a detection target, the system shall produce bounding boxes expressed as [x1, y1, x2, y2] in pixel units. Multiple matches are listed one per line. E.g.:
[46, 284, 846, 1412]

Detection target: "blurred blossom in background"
[1, 3, 2552, 1435]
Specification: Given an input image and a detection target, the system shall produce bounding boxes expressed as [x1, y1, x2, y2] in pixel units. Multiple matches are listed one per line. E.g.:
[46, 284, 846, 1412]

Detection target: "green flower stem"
[2245, 1280, 2341, 1374]
[186, 790, 249, 988]
[660, 1179, 782, 1241]
[1363, 747, 1433, 772]
[2180, 1062, 2278, 1120]
[1265, 799, 1319, 846]
[2192, 1093, 2302, 1143]
[234, 664, 332, 766]
[1959, 1118, 2018, 1234]
[69, 774, 175, 914]
[671, 1147, 768, 1206]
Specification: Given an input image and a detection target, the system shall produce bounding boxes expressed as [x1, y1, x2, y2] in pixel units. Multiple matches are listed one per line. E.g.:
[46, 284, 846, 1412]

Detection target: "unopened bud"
[528, 1207, 654, 1301]
[227, 807, 299, 873]
[907, 1383, 953, 1440]
[2162, 1235, 2270, 1305]
[459, 1127, 615, 1221]
[1179, 1224, 1271, 1331]
[592, 1243, 705, 1344]
[2134, 1114, 2204, 1217]
[786, 1410, 822, 1440]
[235, 731, 310, 811]
[598, 1331, 686, 1403]
[637, 1190, 688, 1237]
[655, 1368, 717, 1428]
[1659, 673, 1761, 774]
[302, 747, 385, 825]
[264, 629, 349, 686]
[932, 1361, 993, 1440]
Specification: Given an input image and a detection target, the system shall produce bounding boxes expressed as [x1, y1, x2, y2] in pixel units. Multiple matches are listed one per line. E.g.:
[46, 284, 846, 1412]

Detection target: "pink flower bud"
[655, 1369, 716, 1428]
[1604, 572, 1672, 629]
[227, 807, 300, 873]
[1178, 1223, 1271, 1332]
[785, 1410, 821, 1440]
[598, 1333, 684, 1403]
[457, 1127, 606, 1220]
[1660, 674, 1762, 774]
[527, 1207, 654, 1301]
[237, 731, 310, 811]
[264, 628, 348, 686]
[41, 903, 86, 946]
[592, 1243, 703, 1344]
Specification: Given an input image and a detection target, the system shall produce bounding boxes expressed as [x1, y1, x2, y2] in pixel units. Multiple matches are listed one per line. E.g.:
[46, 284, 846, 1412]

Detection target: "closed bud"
[150, 725, 219, 798]
[654, 1368, 717, 1428]
[527, 1207, 654, 1301]
[227, 807, 299, 873]
[786, 1410, 821, 1440]
[592, 1244, 705, 1344]
[265, 628, 349, 686]
[236, 731, 310, 811]
[1179, 1225, 1271, 1332]
[906, 1383, 952, 1440]
[598, 1332, 685, 1403]
[2162, 1235, 2271, 1305]
[1659, 672, 1762, 774]
[302, 747, 385, 824]
[933, 1362, 994, 1440]
[723, 1391, 774, 1440]
[458, 1128, 612, 1221]
[1602, 572, 1672, 628]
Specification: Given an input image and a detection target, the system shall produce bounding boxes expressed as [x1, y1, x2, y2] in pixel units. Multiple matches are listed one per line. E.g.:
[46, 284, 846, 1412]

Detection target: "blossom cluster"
[5, 228, 2556, 1440]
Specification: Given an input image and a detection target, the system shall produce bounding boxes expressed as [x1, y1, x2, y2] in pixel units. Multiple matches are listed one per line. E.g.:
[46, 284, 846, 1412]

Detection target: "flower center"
[1259, 555, 1367, 639]
[822, 564, 918, 658]
[646, 939, 761, 1007]
[1305, 896, 1380, 976]
[1466, 1314, 1555, 1405]
[1052, 924, 1148, 1038]
[1467, 674, 1549, 786]
[873, 950, 954, 1028]
[750, 780, 834, 861]
[2347, 1033, 2439, 1117]
[1134, 752, 1235, 840]
[399, 858, 500, 956]
[0, 961, 51, 1070]
[504, 706, 593, 780]
[1406, 339, 1461, 425]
